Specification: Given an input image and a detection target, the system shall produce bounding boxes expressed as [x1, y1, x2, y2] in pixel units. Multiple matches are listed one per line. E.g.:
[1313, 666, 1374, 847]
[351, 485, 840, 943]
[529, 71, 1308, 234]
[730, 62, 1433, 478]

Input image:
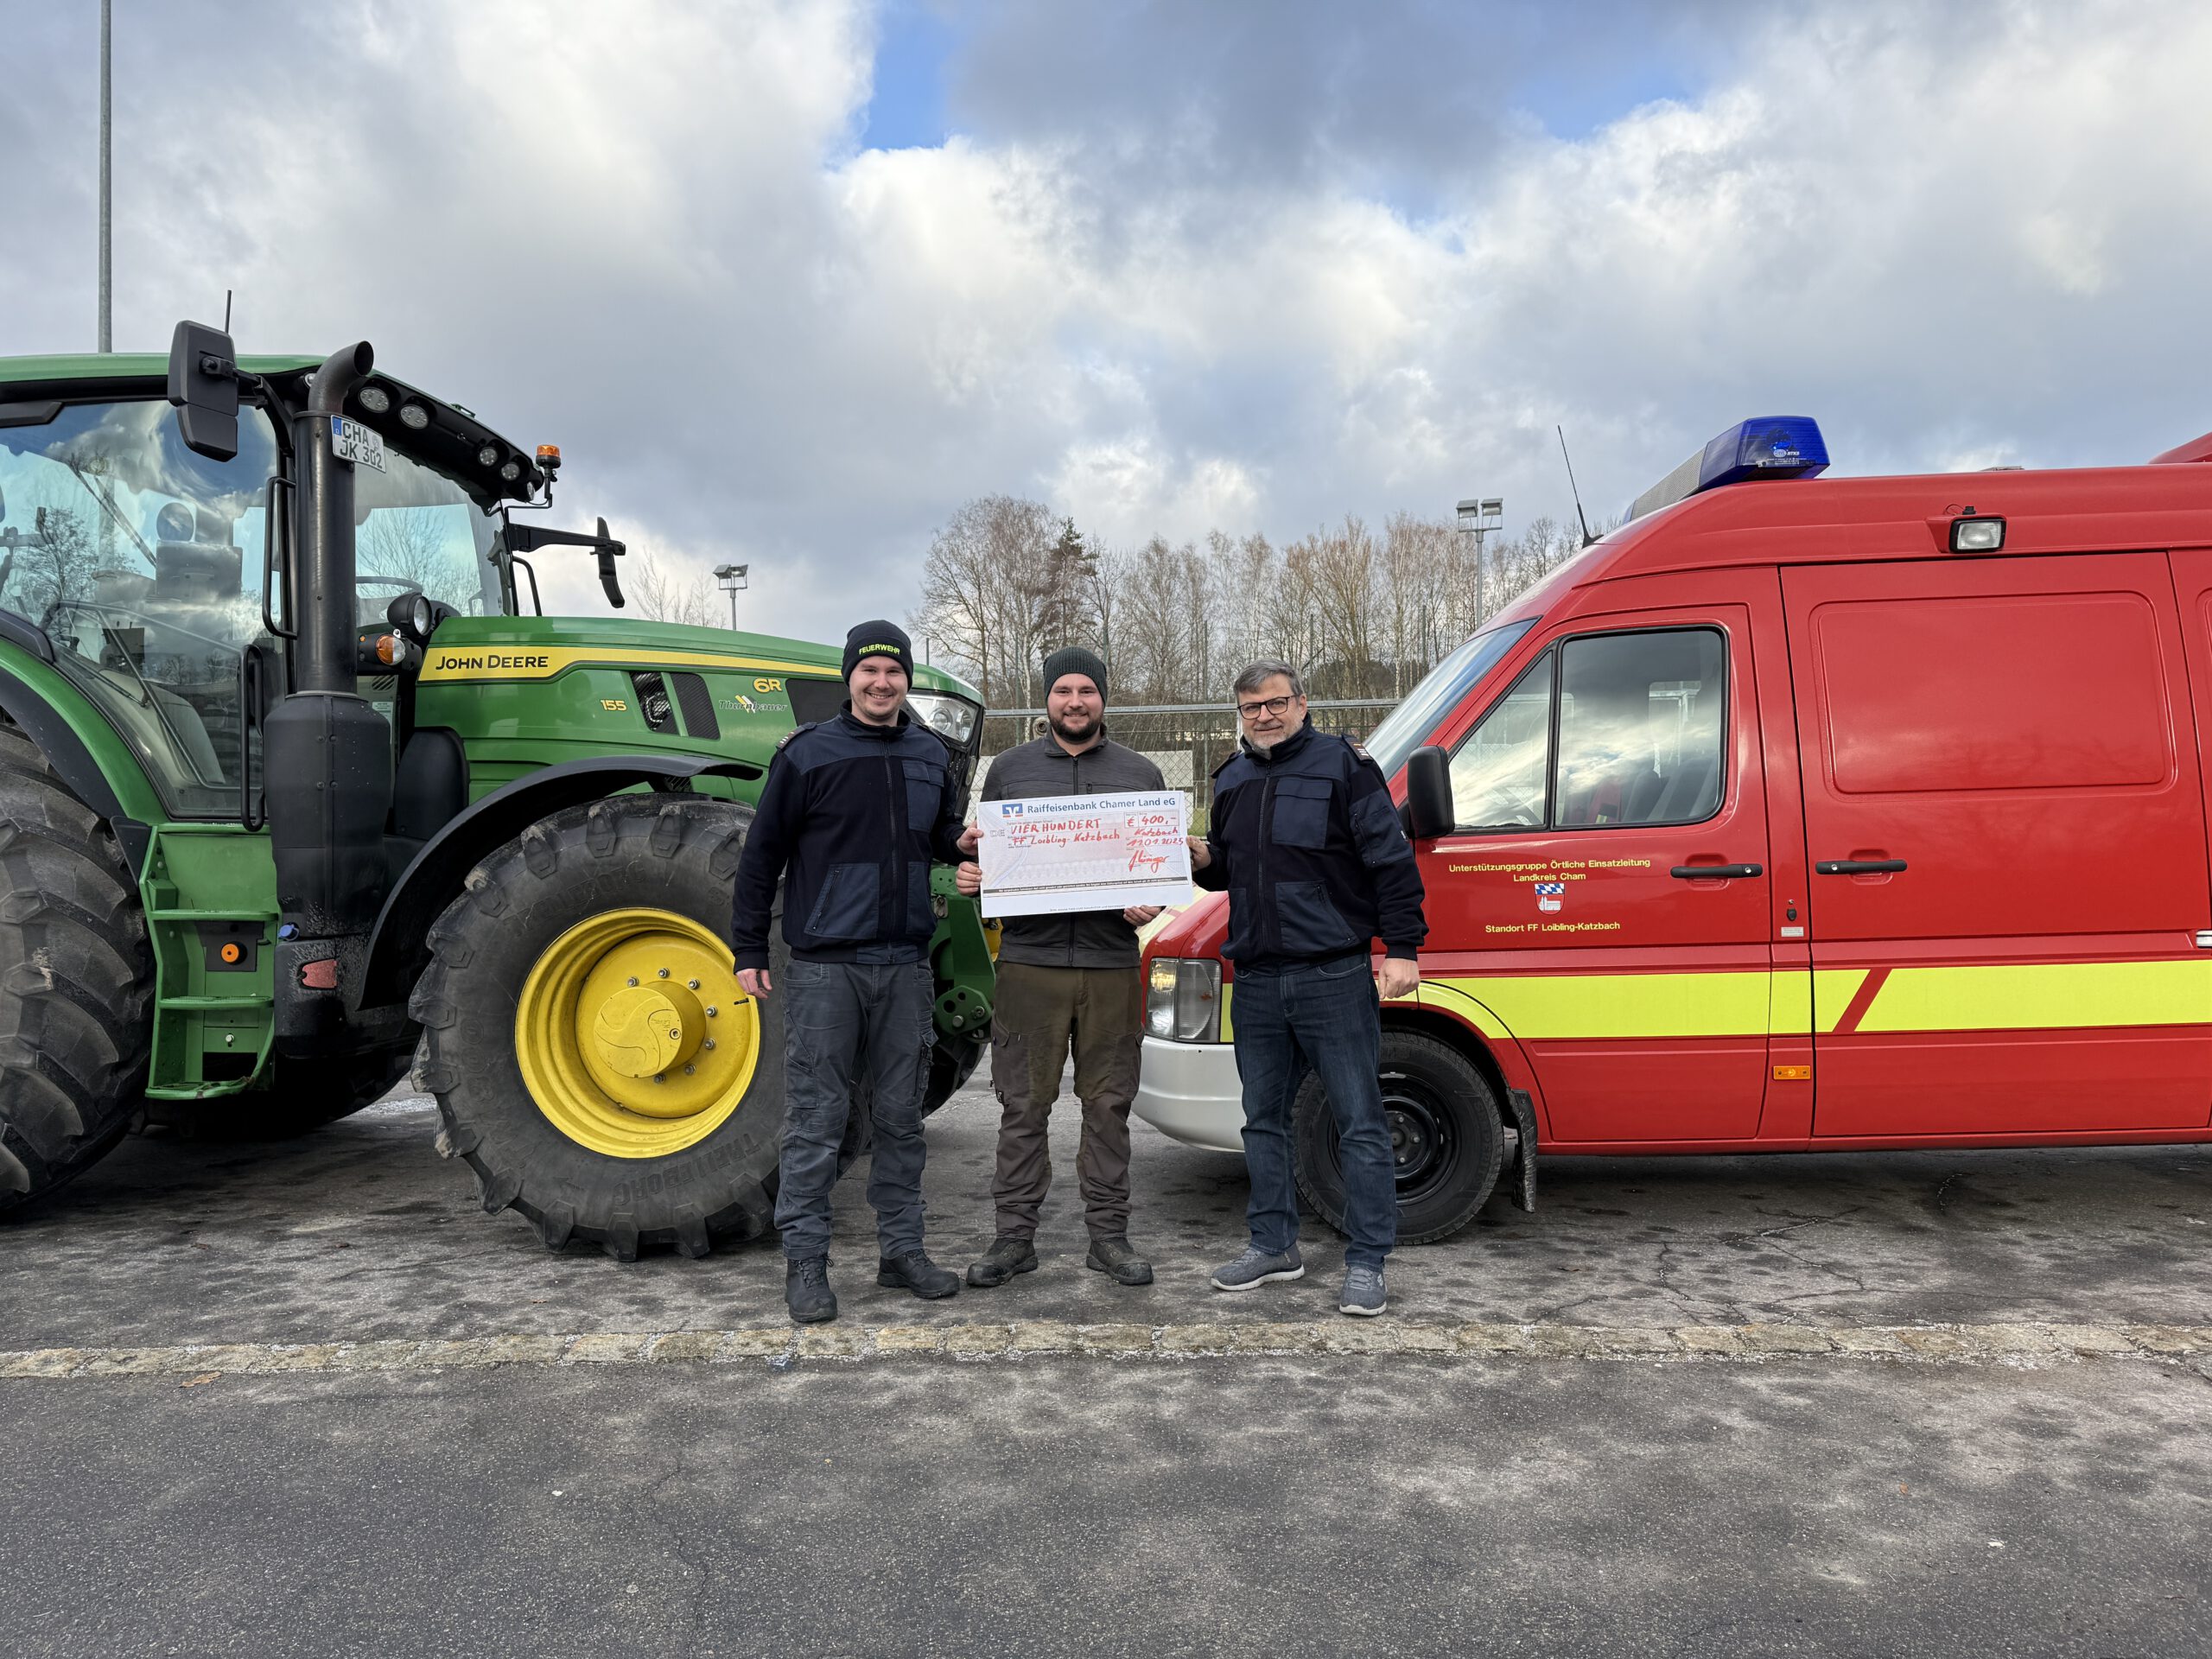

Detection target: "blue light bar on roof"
[1627, 416, 1829, 522]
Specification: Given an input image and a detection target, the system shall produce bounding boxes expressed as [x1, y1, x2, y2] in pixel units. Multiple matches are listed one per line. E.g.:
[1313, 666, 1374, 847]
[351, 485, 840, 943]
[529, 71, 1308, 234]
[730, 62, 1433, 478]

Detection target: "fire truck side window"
[1446, 627, 1726, 833]
[1447, 650, 1554, 830]
[1555, 628, 1726, 828]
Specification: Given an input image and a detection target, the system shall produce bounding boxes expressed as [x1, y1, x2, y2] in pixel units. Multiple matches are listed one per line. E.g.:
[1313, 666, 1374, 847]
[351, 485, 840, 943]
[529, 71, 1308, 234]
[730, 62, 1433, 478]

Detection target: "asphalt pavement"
[3, 1070, 2210, 1656]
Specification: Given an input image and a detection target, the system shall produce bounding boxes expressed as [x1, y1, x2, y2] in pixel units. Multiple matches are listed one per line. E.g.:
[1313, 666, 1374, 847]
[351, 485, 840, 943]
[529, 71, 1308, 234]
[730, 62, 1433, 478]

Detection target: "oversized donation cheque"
[975, 791, 1193, 917]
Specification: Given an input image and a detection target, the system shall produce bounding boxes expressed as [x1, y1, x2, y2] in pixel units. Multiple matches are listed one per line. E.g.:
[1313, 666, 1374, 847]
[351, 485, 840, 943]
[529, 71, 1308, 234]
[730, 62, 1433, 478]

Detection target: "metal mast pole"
[98, 0, 112, 352]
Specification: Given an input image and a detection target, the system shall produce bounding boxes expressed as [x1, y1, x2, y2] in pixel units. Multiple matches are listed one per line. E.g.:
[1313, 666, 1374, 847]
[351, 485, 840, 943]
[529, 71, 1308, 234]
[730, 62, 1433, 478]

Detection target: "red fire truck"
[1135, 418, 2212, 1243]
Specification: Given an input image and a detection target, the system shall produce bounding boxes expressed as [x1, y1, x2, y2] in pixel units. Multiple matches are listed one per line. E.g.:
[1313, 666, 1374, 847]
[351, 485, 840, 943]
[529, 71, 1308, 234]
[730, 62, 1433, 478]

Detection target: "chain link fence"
[977, 699, 1398, 828]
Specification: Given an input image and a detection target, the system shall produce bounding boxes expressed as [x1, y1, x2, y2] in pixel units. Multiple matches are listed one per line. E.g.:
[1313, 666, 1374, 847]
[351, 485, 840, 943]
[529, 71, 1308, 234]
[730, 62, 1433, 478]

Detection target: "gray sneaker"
[1338, 1265, 1388, 1317]
[1210, 1243, 1304, 1292]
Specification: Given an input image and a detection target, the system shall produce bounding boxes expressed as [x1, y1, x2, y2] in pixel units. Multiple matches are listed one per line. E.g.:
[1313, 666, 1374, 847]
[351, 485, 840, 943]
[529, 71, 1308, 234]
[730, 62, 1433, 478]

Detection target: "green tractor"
[0, 323, 995, 1256]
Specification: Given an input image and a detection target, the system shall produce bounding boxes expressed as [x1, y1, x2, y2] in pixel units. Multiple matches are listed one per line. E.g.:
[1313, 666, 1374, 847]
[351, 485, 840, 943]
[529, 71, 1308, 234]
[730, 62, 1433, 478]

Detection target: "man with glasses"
[1188, 660, 1426, 1316]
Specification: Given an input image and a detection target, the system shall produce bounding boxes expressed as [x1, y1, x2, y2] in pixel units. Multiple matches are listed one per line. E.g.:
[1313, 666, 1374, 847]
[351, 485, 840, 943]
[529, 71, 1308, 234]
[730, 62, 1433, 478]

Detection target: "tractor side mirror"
[167, 320, 240, 462]
[594, 518, 625, 609]
[1402, 745, 1455, 841]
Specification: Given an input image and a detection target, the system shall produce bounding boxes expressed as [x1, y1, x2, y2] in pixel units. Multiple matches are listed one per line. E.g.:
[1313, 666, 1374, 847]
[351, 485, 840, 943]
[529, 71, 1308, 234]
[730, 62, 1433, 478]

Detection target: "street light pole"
[714, 563, 749, 631]
[1455, 497, 1503, 626]
[98, 0, 111, 353]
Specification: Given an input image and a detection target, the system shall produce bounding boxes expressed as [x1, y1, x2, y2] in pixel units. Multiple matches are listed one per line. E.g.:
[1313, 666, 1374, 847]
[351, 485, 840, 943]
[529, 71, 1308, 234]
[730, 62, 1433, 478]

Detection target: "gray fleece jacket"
[980, 729, 1168, 969]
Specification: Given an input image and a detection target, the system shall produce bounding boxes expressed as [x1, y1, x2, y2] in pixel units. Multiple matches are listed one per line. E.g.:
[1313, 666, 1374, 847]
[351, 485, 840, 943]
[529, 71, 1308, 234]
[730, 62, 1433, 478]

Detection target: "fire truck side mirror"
[167, 320, 240, 463]
[1403, 746, 1455, 841]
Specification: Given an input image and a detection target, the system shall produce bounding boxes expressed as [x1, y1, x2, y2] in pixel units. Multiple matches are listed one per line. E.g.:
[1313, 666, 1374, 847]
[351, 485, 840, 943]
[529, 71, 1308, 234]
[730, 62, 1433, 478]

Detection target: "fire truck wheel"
[411, 794, 785, 1262]
[0, 718, 154, 1217]
[1292, 1029, 1503, 1246]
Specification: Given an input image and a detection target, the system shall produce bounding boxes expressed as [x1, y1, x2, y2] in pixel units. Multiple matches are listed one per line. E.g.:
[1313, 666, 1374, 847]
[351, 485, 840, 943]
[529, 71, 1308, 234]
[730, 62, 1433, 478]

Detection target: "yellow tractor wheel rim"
[514, 907, 761, 1159]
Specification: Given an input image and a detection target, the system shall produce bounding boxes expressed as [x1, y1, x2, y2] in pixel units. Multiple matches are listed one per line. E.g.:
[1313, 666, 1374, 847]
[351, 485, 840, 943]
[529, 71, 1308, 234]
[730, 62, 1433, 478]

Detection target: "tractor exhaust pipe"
[269, 341, 393, 1051]
[293, 340, 374, 696]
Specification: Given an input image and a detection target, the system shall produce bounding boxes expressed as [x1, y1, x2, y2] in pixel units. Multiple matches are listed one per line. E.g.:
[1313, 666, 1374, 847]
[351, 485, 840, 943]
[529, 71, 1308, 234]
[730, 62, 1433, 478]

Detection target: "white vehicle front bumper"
[1132, 1036, 1244, 1153]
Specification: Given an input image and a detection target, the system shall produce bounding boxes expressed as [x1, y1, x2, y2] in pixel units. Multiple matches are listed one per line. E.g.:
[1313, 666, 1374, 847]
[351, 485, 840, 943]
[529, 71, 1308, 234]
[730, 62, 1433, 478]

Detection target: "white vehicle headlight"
[1147, 957, 1223, 1042]
[907, 690, 982, 747]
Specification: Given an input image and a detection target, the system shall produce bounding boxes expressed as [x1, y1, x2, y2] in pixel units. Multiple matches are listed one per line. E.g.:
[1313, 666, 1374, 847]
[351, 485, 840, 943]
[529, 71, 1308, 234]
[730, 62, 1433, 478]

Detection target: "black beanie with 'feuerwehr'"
[842, 620, 914, 683]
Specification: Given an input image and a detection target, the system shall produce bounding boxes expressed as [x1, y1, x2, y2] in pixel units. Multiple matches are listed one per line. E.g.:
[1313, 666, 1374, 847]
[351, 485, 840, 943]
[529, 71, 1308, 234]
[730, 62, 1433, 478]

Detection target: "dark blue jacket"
[730, 707, 967, 970]
[1192, 720, 1427, 969]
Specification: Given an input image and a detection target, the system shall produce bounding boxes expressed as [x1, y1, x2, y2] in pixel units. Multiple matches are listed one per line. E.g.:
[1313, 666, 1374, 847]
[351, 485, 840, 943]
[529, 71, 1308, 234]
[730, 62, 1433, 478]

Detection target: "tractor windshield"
[0, 395, 512, 818]
[0, 397, 283, 815]
[355, 442, 506, 623]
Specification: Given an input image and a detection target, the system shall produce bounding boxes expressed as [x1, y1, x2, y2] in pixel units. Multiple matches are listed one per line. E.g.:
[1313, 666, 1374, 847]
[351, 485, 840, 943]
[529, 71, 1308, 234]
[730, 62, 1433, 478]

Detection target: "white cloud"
[7, 0, 2210, 647]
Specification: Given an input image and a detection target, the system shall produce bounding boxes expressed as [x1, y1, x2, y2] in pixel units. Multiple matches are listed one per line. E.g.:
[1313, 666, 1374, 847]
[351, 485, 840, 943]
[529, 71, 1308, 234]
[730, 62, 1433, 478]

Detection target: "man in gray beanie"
[954, 645, 1166, 1287]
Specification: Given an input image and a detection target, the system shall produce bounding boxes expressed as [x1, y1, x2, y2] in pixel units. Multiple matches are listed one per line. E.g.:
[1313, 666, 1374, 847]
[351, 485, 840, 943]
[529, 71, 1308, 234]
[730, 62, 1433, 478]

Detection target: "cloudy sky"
[8, 0, 2211, 641]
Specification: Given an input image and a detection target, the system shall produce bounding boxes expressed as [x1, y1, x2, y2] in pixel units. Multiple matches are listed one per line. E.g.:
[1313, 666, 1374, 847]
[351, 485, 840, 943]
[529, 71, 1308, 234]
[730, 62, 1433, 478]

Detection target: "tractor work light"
[476, 443, 501, 468]
[906, 690, 981, 746]
[357, 383, 393, 415]
[1628, 416, 1829, 521]
[1147, 958, 1222, 1042]
[397, 401, 431, 430]
[1950, 514, 2005, 552]
[499, 459, 523, 483]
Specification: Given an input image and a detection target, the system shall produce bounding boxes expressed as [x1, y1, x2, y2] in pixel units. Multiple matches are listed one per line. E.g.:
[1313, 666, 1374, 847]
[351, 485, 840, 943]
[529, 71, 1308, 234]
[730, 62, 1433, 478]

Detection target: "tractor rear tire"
[0, 722, 155, 1217]
[412, 794, 786, 1262]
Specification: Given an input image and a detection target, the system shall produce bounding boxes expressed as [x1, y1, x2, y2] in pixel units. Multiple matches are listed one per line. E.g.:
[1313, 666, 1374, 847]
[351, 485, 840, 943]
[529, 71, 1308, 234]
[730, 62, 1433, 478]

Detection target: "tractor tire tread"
[0, 721, 153, 1216]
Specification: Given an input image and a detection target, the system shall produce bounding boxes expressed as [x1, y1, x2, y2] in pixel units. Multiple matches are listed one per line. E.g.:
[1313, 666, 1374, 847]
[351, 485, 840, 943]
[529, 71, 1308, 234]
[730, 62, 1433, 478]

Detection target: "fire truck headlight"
[1147, 958, 1222, 1042]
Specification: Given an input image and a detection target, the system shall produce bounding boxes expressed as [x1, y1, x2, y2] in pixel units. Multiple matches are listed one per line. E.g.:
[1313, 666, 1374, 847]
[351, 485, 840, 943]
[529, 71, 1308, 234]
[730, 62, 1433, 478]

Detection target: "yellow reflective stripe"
[1856, 960, 2212, 1033]
[1813, 969, 1872, 1032]
[1433, 972, 1770, 1039]
[1770, 969, 1814, 1037]
[420, 646, 830, 683]
[1414, 978, 1512, 1039]
[1218, 982, 1234, 1042]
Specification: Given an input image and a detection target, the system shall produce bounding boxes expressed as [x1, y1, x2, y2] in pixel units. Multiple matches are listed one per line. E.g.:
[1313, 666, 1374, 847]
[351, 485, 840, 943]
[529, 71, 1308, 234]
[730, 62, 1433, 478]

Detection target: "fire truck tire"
[412, 794, 785, 1262]
[1292, 1029, 1503, 1246]
[0, 721, 155, 1217]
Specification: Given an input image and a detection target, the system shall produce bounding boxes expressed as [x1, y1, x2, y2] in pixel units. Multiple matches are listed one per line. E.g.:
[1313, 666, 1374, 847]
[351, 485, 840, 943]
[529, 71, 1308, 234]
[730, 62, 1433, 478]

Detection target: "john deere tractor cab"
[0, 321, 994, 1257]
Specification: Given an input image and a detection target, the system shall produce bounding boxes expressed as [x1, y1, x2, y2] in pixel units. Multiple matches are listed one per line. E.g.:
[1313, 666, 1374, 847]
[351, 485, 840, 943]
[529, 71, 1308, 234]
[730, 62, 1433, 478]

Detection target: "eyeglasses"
[1236, 695, 1298, 719]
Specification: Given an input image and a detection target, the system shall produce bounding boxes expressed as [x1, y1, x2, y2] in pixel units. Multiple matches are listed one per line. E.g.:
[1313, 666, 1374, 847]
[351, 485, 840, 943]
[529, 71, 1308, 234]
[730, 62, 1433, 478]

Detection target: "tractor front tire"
[412, 794, 785, 1262]
[0, 723, 155, 1217]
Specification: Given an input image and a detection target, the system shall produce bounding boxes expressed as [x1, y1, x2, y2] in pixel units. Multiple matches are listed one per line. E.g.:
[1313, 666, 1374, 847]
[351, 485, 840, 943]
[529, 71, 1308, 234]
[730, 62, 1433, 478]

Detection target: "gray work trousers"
[773, 958, 936, 1262]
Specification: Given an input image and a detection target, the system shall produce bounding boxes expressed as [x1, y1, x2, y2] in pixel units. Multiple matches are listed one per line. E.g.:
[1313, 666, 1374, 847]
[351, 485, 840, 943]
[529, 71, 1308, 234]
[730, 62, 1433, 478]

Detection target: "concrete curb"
[5, 1321, 2209, 1381]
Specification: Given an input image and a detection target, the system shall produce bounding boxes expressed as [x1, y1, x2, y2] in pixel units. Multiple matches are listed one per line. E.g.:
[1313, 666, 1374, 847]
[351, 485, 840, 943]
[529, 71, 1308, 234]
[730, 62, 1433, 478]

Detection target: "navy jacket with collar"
[730, 705, 968, 971]
[1192, 719, 1427, 970]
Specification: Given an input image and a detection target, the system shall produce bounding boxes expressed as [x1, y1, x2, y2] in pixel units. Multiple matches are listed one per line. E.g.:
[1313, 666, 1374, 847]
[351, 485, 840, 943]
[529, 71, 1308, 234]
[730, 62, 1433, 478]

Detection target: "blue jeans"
[774, 958, 936, 1262]
[1232, 954, 1396, 1270]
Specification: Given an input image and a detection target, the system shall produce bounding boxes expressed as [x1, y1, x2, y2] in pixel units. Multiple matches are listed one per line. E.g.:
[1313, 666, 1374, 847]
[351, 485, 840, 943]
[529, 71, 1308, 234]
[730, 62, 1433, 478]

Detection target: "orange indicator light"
[219, 942, 243, 964]
[1772, 1064, 1813, 1082]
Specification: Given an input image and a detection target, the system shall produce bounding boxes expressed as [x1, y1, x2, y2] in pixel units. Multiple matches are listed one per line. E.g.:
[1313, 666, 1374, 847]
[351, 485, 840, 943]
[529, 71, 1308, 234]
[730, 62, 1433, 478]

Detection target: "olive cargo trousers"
[988, 963, 1144, 1243]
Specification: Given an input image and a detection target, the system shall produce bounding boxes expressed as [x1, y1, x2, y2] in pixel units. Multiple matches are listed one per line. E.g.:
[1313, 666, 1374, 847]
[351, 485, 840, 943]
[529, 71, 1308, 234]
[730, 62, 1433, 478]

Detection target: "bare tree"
[910, 495, 1058, 704]
[628, 547, 718, 627]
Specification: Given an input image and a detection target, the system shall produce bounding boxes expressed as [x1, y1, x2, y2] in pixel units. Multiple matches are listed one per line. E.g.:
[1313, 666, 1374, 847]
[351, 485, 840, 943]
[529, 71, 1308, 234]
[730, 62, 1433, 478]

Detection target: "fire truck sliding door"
[1783, 554, 2212, 1137]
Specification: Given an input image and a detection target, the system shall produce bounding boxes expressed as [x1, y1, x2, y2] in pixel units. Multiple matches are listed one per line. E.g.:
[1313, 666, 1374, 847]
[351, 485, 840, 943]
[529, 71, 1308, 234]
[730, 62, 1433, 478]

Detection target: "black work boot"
[877, 1249, 961, 1300]
[1085, 1236, 1154, 1286]
[966, 1235, 1039, 1288]
[785, 1255, 837, 1324]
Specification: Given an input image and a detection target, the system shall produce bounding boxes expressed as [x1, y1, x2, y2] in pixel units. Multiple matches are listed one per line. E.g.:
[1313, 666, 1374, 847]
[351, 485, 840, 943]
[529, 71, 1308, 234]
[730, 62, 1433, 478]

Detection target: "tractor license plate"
[330, 416, 387, 473]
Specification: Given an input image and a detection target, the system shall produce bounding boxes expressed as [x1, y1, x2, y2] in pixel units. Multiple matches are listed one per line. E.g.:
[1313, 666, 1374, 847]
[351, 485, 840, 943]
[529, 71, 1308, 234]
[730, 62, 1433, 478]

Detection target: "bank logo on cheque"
[1535, 880, 1566, 912]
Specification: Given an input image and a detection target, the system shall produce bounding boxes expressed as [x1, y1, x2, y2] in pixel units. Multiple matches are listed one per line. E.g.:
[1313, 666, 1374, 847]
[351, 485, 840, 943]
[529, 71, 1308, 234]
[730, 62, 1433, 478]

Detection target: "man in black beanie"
[731, 619, 967, 1322]
[953, 644, 1166, 1288]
